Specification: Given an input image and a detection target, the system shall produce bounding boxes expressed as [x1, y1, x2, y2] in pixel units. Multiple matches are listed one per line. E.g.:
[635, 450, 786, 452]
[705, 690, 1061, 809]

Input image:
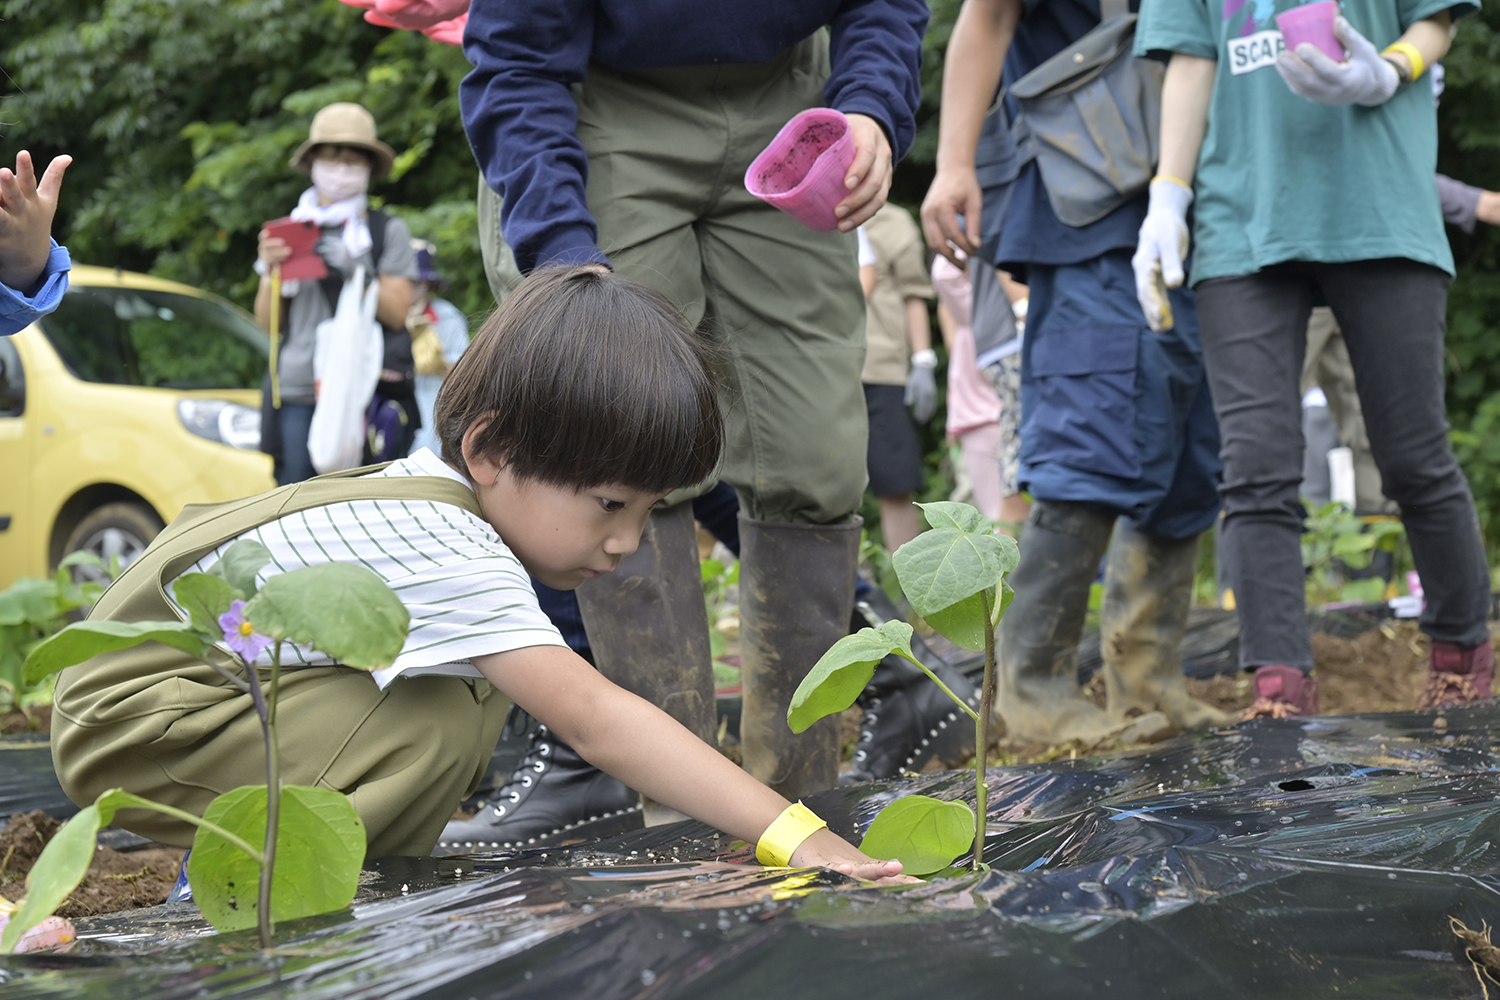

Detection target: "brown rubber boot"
[998, 501, 1169, 744]
[1099, 524, 1236, 733]
[575, 501, 717, 823]
[738, 515, 861, 800]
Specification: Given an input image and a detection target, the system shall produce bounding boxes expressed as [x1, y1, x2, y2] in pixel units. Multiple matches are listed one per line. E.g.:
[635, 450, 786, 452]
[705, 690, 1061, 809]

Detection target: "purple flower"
[219, 600, 273, 662]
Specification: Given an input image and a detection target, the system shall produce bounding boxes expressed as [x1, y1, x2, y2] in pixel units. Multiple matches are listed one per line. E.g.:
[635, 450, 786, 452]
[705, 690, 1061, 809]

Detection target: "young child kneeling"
[51, 266, 902, 879]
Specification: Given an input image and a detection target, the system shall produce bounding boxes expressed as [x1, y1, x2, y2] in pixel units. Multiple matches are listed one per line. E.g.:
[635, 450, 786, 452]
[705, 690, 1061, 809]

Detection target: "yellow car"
[0, 266, 275, 589]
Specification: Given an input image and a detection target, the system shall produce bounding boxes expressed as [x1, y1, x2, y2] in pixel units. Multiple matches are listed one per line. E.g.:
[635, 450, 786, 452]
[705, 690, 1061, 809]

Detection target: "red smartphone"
[262, 217, 328, 281]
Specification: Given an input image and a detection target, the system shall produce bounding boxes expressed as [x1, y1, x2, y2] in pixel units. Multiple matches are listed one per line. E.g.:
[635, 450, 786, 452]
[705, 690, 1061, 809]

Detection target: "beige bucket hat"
[289, 103, 396, 177]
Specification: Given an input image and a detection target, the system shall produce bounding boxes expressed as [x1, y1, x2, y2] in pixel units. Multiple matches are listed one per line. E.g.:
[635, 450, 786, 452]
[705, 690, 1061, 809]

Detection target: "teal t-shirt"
[1135, 0, 1472, 285]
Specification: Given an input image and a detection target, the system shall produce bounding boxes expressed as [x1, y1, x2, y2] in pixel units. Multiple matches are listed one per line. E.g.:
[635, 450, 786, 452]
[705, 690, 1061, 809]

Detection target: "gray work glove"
[905, 349, 938, 423]
[316, 234, 357, 280]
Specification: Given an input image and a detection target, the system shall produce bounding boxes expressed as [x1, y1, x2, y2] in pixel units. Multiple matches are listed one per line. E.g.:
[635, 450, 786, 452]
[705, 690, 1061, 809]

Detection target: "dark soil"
[0, 707, 51, 735]
[0, 811, 183, 917]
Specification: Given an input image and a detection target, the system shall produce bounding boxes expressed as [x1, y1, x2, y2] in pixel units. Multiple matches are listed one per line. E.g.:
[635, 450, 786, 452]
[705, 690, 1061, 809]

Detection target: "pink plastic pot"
[1276, 1, 1344, 62]
[744, 109, 856, 232]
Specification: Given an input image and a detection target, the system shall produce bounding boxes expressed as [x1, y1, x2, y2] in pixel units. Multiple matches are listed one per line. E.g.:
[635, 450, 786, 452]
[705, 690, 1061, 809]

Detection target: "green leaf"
[57, 550, 106, 574]
[1332, 532, 1375, 557]
[173, 573, 243, 637]
[23, 620, 207, 686]
[1, 789, 166, 953]
[893, 527, 1018, 620]
[207, 540, 273, 598]
[922, 590, 988, 652]
[913, 501, 992, 534]
[712, 660, 741, 687]
[243, 563, 409, 669]
[996, 579, 1016, 622]
[189, 785, 366, 933]
[0, 579, 60, 628]
[1339, 577, 1388, 604]
[700, 559, 725, 584]
[787, 621, 915, 734]
[859, 795, 976, 877]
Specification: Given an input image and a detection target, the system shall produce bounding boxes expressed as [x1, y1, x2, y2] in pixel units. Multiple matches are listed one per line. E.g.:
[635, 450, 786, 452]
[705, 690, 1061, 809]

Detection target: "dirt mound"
[973, 621, 1448, 767]
[0, 810, 183, 917]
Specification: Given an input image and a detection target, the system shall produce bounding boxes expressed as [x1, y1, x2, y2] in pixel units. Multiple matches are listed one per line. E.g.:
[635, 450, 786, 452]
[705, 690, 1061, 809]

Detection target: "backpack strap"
[90, 465, 485, 625]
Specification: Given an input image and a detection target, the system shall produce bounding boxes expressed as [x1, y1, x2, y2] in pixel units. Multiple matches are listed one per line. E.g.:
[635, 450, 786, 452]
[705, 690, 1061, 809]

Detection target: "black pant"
[1196, 258, 1489, 671]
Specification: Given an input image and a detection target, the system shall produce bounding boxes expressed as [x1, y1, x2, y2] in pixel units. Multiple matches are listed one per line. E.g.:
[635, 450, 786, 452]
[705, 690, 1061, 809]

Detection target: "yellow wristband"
[755, 802, 828, 867]
[1152, 174, 1192, 192]
[1382, 42, 1425, 82]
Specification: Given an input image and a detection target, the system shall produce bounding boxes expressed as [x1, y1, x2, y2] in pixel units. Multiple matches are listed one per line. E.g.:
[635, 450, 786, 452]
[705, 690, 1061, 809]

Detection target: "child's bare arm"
[0, 152, 71, 292]
[472, 643, 912, 882]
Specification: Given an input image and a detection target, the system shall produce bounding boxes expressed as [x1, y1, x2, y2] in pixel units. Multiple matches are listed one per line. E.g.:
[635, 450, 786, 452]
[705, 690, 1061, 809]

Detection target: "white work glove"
[316, 234, 356, 280]
[1131, 177, 1193, 332]
[1276, 17, 1399, 107]
[905, 349, 938, 423]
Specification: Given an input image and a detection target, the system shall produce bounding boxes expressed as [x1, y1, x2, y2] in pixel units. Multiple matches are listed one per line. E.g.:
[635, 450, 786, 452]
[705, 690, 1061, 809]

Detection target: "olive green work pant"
[480, 34, 869, 525]
[53, 659, 509, 857]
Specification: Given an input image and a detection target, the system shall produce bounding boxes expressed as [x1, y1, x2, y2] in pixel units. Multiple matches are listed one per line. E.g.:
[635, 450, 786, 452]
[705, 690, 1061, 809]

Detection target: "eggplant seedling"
[4, 540, 409, 951]
[788, 502, 1018, 876]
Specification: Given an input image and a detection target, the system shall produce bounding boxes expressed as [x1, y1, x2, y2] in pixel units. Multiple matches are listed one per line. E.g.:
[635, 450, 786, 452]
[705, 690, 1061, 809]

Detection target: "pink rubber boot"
[1418, 640, 1494, 709]
[1239, 665, 1320, 720]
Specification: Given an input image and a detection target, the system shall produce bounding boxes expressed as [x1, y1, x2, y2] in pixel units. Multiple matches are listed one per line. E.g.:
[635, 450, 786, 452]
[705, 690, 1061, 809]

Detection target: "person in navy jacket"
[455, 1, 927, 840]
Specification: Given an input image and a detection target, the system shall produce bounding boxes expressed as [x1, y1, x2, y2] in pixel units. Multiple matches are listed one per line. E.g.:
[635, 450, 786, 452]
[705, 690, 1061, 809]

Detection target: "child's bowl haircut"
[436, 266, 723, 494]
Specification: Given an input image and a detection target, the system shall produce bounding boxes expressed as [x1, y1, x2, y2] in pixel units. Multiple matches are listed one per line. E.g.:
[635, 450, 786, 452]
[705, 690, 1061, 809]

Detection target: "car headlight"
[177, 399, 262, 450]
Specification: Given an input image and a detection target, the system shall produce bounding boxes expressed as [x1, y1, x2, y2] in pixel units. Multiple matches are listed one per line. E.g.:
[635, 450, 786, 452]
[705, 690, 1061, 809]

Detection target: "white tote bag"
[308, 266, 382, 474]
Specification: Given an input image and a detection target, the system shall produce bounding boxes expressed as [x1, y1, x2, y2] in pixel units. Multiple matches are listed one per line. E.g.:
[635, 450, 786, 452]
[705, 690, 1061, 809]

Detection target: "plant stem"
[900, 654, 981, 723]
[973, 589, 997, 872]
[121, 797, 264, 864]
[242, 642, 281, 950]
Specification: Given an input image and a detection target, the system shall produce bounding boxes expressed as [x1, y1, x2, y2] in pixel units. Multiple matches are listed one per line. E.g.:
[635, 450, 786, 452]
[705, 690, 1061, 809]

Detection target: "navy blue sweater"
[460, 0, 928, 273]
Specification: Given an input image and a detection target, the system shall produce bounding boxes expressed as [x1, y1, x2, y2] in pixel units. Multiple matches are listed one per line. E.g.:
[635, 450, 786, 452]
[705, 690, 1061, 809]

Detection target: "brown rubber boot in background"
[738, 515, 861, 800]
[575, 501, 717, 823]
[998, 501, 1170, 745]
[1099, 524, 1236, 733]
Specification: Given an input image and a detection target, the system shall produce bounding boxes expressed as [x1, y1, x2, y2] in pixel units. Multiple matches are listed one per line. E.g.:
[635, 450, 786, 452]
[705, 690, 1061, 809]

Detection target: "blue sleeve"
[0, 242, 71, 337]
[460, 0, 609, 274]
[826, 0, 929, 161]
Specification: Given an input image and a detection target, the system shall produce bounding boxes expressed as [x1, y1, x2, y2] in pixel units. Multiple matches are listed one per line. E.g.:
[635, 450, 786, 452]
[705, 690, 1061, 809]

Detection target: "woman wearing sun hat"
[254, 102, 420, 484]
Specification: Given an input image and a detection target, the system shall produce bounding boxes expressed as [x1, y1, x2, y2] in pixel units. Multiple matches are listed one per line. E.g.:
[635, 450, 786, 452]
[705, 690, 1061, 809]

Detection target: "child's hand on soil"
[789, 827, 920, 885]
[0, 151, 71, 293]
[836, 113, 894, 232]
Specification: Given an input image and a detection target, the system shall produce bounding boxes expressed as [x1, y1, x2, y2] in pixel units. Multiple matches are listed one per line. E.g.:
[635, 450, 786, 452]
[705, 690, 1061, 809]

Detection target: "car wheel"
[62, 502, 163, 584]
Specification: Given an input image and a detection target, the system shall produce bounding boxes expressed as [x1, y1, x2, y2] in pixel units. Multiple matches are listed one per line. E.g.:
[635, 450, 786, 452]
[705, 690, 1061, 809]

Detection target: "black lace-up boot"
[435, 724, 642, 854]
[844, 590, 982, 783]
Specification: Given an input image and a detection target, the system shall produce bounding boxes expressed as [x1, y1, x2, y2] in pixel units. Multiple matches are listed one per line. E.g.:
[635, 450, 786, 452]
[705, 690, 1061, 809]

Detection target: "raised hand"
[0, 151, 72, 293]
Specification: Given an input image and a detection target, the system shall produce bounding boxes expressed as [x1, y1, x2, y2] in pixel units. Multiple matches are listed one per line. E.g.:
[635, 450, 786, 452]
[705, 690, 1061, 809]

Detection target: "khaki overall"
[51, 468, 511, 857]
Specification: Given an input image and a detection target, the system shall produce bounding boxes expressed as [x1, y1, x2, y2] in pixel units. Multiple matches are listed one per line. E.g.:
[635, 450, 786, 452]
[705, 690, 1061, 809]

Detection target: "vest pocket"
[1026, 322, 1141, 480]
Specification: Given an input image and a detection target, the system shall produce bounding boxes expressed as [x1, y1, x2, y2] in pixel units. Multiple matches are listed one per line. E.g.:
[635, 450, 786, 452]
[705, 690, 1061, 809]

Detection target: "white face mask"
[310, 159, 370, 204]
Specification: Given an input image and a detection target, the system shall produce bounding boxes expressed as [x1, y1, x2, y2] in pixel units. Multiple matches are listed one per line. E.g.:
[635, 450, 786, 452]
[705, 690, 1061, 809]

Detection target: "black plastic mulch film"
[4, 706, 1500, 999]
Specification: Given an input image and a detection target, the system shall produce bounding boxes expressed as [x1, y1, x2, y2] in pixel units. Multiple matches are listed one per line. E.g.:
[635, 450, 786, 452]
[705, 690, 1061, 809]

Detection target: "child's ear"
[460, 421, 501, 486]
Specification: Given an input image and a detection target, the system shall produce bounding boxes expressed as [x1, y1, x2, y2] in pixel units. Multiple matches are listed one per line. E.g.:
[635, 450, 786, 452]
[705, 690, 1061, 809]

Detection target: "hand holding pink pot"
[745, 109, 892, 232]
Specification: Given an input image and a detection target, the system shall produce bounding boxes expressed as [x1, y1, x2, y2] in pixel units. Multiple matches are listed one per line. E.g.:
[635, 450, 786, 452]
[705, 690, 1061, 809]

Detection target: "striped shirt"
[169, 448, 565, 689]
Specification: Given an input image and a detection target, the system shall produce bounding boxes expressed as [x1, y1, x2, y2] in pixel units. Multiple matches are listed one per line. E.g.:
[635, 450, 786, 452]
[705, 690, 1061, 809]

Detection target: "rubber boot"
[575, 501, 716, 824]
[846, 590, 980, 782]
[997, 501, 1168, 744]
[435, 724, 643, 854]
[1100, 525, 1236, 732]
[739, 516, 862, 799]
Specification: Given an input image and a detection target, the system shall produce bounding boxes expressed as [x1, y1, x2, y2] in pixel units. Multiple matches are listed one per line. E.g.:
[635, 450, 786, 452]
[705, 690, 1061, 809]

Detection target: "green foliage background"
[5, 0, 1500, 557]
[0, 0, 489, 318]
